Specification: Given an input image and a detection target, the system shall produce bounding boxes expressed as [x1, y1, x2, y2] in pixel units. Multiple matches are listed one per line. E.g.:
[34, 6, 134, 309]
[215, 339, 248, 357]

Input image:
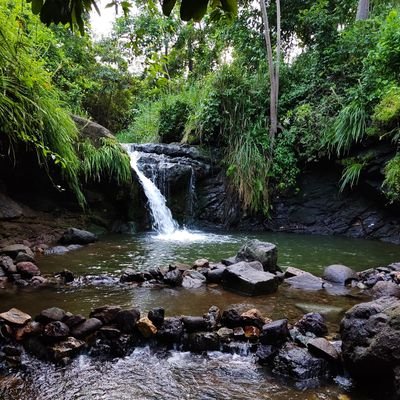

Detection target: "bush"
[159, 99, 192, 143]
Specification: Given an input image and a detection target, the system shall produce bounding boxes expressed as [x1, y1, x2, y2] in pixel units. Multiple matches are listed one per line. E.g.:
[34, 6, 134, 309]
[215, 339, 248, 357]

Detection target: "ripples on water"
[1, 348, 362, 400]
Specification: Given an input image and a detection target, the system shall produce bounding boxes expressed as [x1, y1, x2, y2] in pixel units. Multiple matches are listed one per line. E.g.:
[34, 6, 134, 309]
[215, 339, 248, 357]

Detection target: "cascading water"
[129, 151, 178, 235]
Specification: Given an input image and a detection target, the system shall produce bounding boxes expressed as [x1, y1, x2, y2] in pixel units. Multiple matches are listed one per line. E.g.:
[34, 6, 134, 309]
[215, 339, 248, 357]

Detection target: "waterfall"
[128, 151, 178, 235]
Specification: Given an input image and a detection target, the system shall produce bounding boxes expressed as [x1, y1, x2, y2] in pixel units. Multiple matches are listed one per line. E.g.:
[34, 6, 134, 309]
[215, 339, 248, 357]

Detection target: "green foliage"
[373, 86, 400, 124]
[383, 155, 400, 202]
[339, 160, 364, 192]
[159, 99, 192, 143]
[78, 138, 132, 185]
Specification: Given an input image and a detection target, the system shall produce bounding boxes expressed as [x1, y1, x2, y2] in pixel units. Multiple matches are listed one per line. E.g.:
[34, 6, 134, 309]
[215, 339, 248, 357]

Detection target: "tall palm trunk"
[356, 0, 370, 20]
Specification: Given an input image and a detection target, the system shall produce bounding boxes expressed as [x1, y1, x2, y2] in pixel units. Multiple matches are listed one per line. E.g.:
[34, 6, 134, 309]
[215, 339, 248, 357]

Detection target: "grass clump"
[383, 155, 400, 202]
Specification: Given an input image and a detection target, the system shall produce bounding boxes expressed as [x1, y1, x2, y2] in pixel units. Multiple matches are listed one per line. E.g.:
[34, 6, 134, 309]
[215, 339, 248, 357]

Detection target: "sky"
[90, 0, 118, 39]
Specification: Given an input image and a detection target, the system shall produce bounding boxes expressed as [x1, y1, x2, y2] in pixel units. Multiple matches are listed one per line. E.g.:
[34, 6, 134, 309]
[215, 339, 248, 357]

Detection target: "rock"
[14, 279, 29, 287]
[193, 259, 209, 269]
[295, 303, 344, 318]
[44, 246, 70, 255]
[206, 267, 225, 284]
[16, 262, 40, 278]
[221, 308, 242, 328]
[15, 252, 35, 264]
[63, 314, 86, 329]
[295, 313, 328, 337]
[182, 316, 208, 332]
[186, 332, 219, 352]
[341, 296, 400, 396]
[31, 276, 47, 285]
[37, 307, 66, 323]
[148, 308, 165, 328]
[222, 262, 279, 296]
[204, 306, 220, 330]
[285, 273, 325, 291]
[15, 321, 43, 341]
[163, 269, 183, 287]
[120, 268, 139, 283]
[233, 326, 245, 340]
[221, 256, 237, 266]
[272, 342, 332, 380]
[323, 264, 358, 285]
[0, 244, 34, 259]
[71, 318, 102, 338]
[60, 269, 75, 283]
[2, 346, 21, 357]
[217, 327, 233, 341]
[137, 317, 157, 338]
[96, 326, 121, 340]
[114, 309, 140, 333]
[256, 344, 280, 364]
[236, 240, 278, 272]
[0, 256, 16, 273]
[89, 305, 121, 324]
[66, 244, 83, 251]
[372, 281, 400, 299]
[0, 308, 31, 326]
[240, 308, 267, 329]
[50, 337, 85, 362]
[260, 319, 289, 345]
[43, 321, 70, 341]
[284, 266, 311, 278]
[307, 337, 340, 362]
[243, 326, 260, 340]
[157, 318, 184, 344]
[0, 193, 23, 220]
[182, 270, 206, 289]
[59, 228, 98, 245]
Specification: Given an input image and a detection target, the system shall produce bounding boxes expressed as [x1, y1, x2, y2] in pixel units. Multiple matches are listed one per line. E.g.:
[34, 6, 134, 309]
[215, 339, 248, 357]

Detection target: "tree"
[259, 0, 281, 145]
[356, 0, 370, 20]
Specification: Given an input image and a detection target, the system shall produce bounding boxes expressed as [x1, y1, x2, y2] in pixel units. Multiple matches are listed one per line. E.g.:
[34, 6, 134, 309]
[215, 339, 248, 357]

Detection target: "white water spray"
[129, 151, 178, 235]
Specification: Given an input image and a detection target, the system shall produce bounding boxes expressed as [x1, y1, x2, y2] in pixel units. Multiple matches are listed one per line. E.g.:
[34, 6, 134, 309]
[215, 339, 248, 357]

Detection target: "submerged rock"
[59, 228, 98, 245]
[295, 313, 328, 337]
[236, 240, 278, 272]
[322, 265, 358, 285]
[222, 261, 279, 296]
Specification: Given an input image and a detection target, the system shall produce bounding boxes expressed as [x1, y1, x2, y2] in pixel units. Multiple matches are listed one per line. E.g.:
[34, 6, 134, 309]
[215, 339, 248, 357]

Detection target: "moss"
[373, 87, 400, 124]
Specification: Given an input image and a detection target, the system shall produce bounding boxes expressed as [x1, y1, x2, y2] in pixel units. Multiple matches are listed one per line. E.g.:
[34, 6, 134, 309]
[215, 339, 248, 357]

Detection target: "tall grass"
[383, 155, 400, 202]
[339, 162, 364, 192]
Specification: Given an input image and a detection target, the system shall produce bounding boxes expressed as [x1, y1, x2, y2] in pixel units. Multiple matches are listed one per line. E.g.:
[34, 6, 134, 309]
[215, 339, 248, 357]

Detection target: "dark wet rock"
[89, 305, 121, 324]
[256, 344, 280, 364]
[341, 296, 400, 396]
[36, 307, 66, 324]
[372, 281, 400, 299]
[31, 276, 47, 286]
[221, 256, 237, 266]
[43, 321, 70, 341]
[96, 326, 121, 340]
[272, 342, 332, 381]
[285, 273, 325, 291]
[146, 267, 164, 281]
[295, 313, 328, 337]
[216, 327, 233, 341]
[322, 264, 358, 285]
[260, 319, 289, 345]
[307, 337, 340, 362]
[120, 268, 139, 283]
[163, 269, 183, 287]
[137, 317, 157, 338]
[63, 314, 86, 329]
[185, 332, 219, 352]
[182, 316, 208, 332]
[15, 252, 35, 264]
[50, 337, 85, 362]
[0, 192, 23, 220]
[59, 228, 98, 245]
[0, 256, 16, 274]
[148, 308, 165, 328]
[115, 309, 140, 333]
[204, 306, 221, 330]
[289, 328, 316, 348]
[59, 269, 75, 283]
[233, 327, 245, 340]
[236, 240, 278, 272]
[222, 262, 279, 296]
[0, 244, 34, 259]
[240, 309, 266, 329]
[206, 267, 225, 283]
[14, 279, 29, 287]
[0, 268, 5, 277]
[157, 317, 184, 344]
[2, 346, 21, 357]
[71, 318, 103, 338]
[16, 262, 40, 278]
[182, 270, 206, 289]
[221, 308, 242, 328]
[0, 308, 31, 326]
[44, 246, 70, 255]
[23, 336, 49, 360]
[15, 321, 43, 341]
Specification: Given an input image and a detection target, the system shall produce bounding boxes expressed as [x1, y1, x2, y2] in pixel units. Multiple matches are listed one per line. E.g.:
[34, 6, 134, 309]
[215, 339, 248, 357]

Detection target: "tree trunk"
[356, 0, 369, 20]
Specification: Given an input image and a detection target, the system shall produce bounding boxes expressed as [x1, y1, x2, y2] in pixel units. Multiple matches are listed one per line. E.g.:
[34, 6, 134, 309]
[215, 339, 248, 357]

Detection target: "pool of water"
[1, 230, 399, 400]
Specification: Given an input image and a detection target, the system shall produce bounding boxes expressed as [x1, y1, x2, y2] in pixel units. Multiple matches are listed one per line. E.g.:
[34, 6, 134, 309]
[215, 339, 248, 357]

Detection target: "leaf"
[220, 0, 237, 15]
[162, 0, 177, 16]
[32, 0, 43, 15]
[192, 0, 209, 22]
[180, 0, 196, 21]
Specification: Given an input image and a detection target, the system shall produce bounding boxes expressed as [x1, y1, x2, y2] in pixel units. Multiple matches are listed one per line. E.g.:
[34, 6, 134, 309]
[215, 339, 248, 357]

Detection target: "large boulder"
[372, 281, 400, 299]
[322, 264, 358, 285]
[59, 228, 98, 245]
[341, 296, 400, 397]
[16, 262, 40, 278]
[222, 261, 279, 296]
[236, 240, 278, 272]
[0, 244, 34, 259]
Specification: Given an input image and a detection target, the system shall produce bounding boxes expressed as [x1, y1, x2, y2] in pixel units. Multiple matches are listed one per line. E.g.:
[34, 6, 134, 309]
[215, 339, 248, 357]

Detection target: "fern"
[339, 162, 364, 192]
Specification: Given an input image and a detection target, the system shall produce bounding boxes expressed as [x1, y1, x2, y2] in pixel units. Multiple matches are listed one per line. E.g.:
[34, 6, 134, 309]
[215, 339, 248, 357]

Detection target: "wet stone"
[256, 344, 279, 365]
[89, 305, 121, 324]
[137, 317, 157, 338]
[37, 307, 66, 323]
[240, 308, 267, 329]
[182, 316, 208, 332]
[64, 314, 86, 329]
[186, 332, 219, 352]
[295, 313, 328, 337]
[157, 318, 184, 345]
[15, 252, 35, 264]
[115, 309, 140, 333]
[43, 321, 70, 341]
[0, 308, 31, 326]
[260, 319, 289, 345]
[307, 337, 340, 362]
[221, 308, 242, 328]
[71, 318, 102, 338]
[204, 306, 221, 330]
[217, 327, 234, 341]
[16, 262, 40, 278]
[148, 308, 165, 328]
[243, 326, 260, 341]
